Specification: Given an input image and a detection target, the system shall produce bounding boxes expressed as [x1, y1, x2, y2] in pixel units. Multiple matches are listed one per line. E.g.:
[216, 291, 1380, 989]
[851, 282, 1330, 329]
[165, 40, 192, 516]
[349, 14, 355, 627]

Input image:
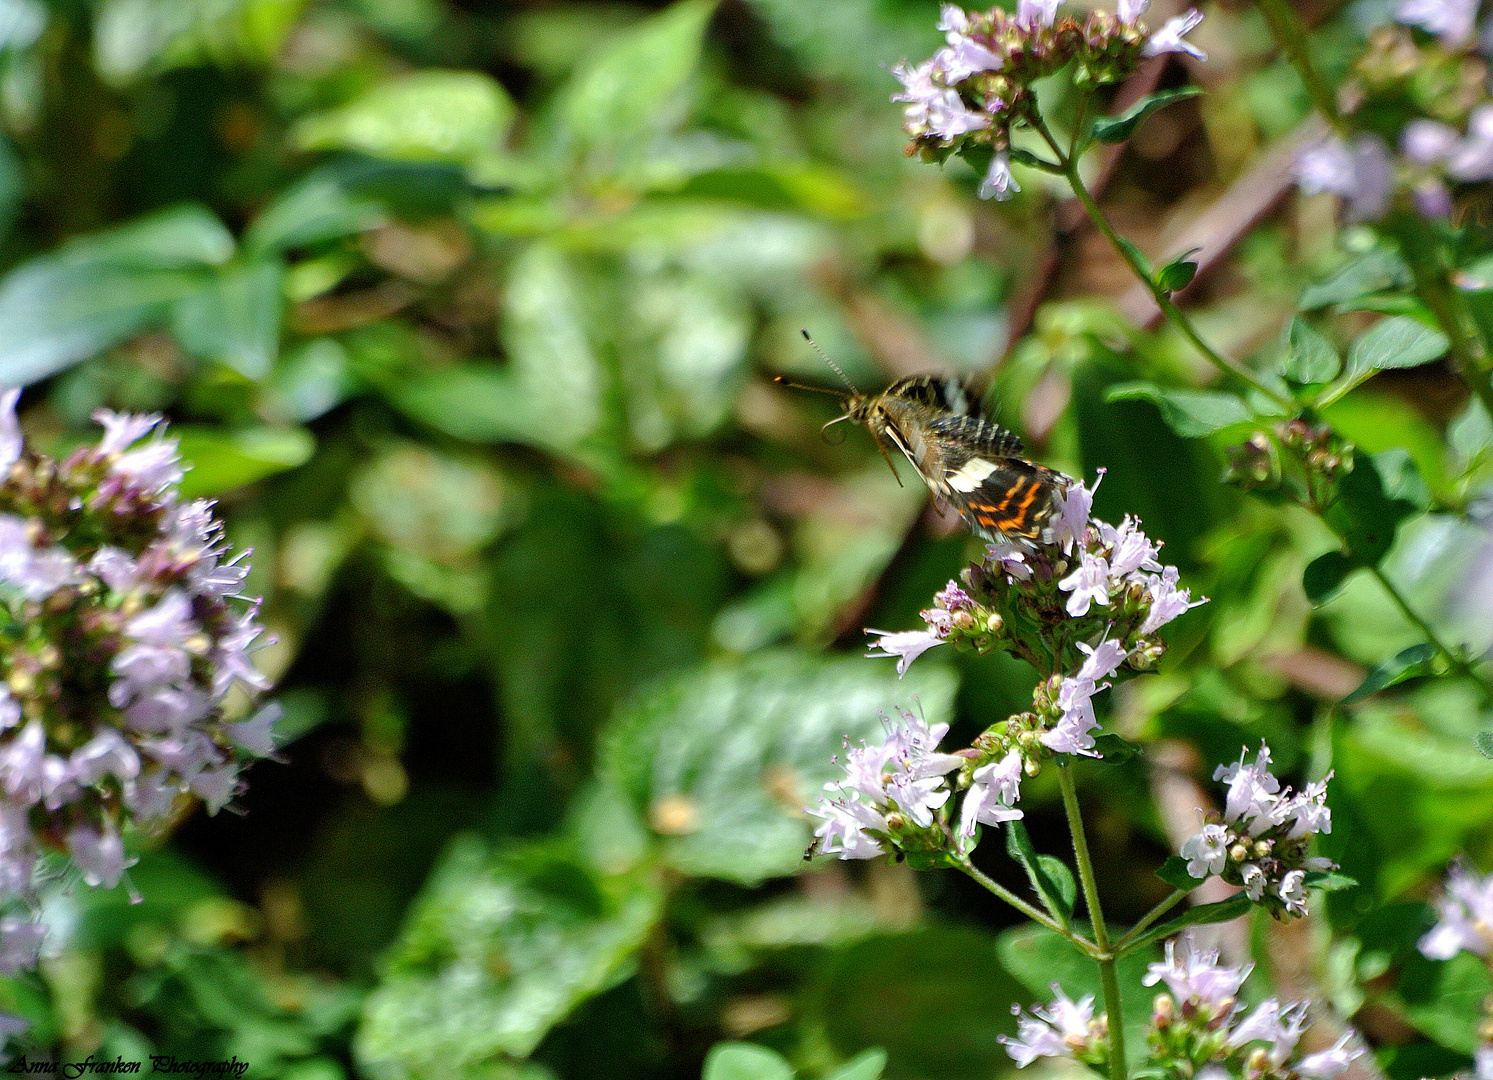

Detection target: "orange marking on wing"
[991, 476, 1027, 513]
[993, 485, 1044, 534]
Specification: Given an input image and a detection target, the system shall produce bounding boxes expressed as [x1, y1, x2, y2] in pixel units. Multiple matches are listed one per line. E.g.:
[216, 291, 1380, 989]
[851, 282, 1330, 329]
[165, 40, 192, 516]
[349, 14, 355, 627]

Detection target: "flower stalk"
[1059, 763, 1127, 1080]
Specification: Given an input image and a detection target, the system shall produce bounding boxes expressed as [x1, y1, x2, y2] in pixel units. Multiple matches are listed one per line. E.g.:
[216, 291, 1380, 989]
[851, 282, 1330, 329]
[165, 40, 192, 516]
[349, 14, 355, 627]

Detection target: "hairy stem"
[1032, 116, 1295, 411]
[1367, 565, 1493, 695]
[958, 856, 1096, 951]
[1252, 0, 1346, 136]
[1058, 763, 1126, 1080]
[1398, 237, 1493, 424]
[1113, 888, 1187, 956]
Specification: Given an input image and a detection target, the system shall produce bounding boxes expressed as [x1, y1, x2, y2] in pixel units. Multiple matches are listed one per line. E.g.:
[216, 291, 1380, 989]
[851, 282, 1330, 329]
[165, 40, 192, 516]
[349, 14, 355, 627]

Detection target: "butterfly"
[775, 332, 1070, 544]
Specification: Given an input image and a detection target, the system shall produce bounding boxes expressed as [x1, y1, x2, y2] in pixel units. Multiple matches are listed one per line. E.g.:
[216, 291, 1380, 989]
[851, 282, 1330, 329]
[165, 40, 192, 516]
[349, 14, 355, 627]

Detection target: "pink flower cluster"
[868, 472, 1203, 759]
[1004, 936, 1362, 1078]
[0, 392, 278, 975]
[1180, 744, 1336, 918]
[894, 1, 1206, 200]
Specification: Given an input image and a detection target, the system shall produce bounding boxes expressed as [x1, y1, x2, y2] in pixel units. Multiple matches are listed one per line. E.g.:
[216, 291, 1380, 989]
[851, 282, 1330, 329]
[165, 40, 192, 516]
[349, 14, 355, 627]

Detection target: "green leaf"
[170, 258, 284, 380]
[268, 337, 352, 422]
[676, 164, 866, 218]
[1155, 854, 1205, 892]
[556, 0, 718, 150]
[594, 650, 957, 884]
[1006, 819, 1075, 925]
[1303, 549, 1357, 605]
[173, 425, 315, 497]
[1092, 732, 1141, 761]
[1005, 147, 1063, 174]
[0, 204, 237, 385]
[93, 0, 303, 86]
[1372, 447, 1432, 511]
[1155, 251, 1199, 293]
[293, 71, 516, 165]
[1324, 449, 1420, 566]
[243, 171, 385, 255]
[824, 1049, 887, 1080]
[387, 244, 603, 452]
[354, 836, 664, 1074]
[1122, 894, 1252, 953]
[1302, 870, 1358, 891]
[1279, 317, 1341, 384]
[1400, 949, 1493, 1053]
[810, 928, 1028, 1079]
[60, 203, 236, 268]
[1091, 87, 1203, 143]
[702, 1043, 795, 1080]
[1298, 249, 1411, 310]
[1343, 643, 1438, 703]
[1476, 731, 1493, 759]
[1106, 382, 1254, 438]
[1345, 316, 1449, 378]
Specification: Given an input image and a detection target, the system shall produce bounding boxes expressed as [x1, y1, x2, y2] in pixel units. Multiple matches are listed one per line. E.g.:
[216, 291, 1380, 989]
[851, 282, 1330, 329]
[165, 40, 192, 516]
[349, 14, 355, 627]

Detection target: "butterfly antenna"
[771, 375, 845, 398]
[800, 329, 860, 395]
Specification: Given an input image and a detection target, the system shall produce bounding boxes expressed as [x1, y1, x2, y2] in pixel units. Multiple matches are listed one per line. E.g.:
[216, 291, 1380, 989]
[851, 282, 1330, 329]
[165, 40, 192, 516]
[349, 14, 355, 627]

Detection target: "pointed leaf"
[825, 1049, 887, 1080]
[702, 1044, 795, 1080]
[1123, 894, 1252, 953]
[243, 171, 385, 255]
[1324, 450, 1420, 565]
[556, 0, 717, 149]
[1342, 643, 1438, 703]
[1106, 382, 1254, 438]
[173, 426, 315, 498]
[1346, 316, 1449, 378]
[1006, 147, 1063, 174]
[1006, 819, 1075, 925]
[293, 71, 516, 164]
[1279, 317, 1341, 384]
[1092, 733, 1141, 762]
[1298, 249, 1411, 310]
[170, 258, 284, 380]
[355, 836, 663, 1073]
[1155, 250, 1200, 293]
[1303, 550, 1356, 605]
[1155, 854, 1206, 892]
[597, 651, 957, 884]
[1092, 87, 1203, 144]
[1302, 870, 1358, 892]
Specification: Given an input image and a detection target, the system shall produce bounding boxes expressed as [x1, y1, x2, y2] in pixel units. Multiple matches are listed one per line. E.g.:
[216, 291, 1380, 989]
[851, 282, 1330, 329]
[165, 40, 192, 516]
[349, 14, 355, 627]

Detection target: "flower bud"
[1152, 993, 1174, 1029]
[985, 612, 1004, 635]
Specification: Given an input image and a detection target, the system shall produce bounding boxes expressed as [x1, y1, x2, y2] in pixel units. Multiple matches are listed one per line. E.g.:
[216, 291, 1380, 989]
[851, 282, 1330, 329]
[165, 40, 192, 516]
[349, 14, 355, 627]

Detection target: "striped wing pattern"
[874, 390, 1066, 542]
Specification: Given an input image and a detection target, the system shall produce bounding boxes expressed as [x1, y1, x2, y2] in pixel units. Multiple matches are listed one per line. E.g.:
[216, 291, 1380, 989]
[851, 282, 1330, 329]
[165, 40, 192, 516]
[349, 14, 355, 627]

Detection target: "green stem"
[1252, 0, 1347, 136]
[1033, 116, 1295, 412]
[1058, 764, 1126, 1080]
[1367, 565, 1493, 695]
[958, 857, 1096, 951]
[1399, 240, 1493, 424]
[1113, 889, 1186, 956]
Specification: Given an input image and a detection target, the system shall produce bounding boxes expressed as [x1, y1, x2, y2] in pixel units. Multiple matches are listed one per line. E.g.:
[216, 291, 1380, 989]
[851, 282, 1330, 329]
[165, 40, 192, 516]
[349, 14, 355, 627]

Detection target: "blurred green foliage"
[0, 0, 1490, 1077]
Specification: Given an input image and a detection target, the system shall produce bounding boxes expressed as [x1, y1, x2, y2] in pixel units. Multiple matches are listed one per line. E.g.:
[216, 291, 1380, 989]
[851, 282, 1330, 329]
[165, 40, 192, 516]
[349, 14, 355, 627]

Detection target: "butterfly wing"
[882, 375, 985, 418]
[923, 415, 1066, 541]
